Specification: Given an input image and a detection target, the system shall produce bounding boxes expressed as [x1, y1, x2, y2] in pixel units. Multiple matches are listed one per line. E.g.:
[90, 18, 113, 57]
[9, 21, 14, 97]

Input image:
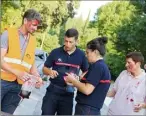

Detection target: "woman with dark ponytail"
[64, 37, 111, 115]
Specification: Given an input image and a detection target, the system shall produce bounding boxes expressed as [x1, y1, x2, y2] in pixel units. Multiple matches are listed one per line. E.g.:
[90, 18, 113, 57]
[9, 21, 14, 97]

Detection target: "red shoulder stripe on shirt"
[100, 80, 110, 83]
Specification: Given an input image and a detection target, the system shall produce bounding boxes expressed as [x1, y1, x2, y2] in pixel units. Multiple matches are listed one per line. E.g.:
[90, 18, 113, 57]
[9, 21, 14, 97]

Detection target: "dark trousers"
[1, 79, 22, 114]
[41, 83, 74, 115]
[75, 103, 101, 115]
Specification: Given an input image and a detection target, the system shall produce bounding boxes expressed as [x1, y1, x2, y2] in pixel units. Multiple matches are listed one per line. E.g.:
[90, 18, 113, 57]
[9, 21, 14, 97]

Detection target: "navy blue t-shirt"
[76, 59, 111, 109]
[44, 46, 88, 87]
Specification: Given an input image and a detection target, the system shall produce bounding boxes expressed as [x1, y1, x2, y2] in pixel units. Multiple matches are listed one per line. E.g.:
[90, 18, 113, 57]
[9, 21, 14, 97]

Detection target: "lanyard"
[18, 29, 30, 60]
[18, 29, 29, 51]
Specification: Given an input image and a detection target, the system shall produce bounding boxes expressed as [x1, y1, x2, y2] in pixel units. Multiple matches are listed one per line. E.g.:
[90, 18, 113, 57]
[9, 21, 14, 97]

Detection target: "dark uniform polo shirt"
[76, 59, 111, 109]
[44, 46, 88, 87]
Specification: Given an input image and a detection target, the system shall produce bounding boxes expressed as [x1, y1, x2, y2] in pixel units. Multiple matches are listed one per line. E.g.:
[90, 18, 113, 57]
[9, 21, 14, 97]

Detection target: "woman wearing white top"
[107, 52, 146, 115]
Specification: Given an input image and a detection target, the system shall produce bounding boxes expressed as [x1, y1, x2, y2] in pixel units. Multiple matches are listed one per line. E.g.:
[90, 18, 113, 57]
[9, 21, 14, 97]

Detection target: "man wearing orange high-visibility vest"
[1, 9, 43, 114]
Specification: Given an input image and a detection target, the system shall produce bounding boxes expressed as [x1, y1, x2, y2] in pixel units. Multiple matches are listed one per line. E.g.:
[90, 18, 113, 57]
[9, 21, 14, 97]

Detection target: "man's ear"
[76, 39, 79, 45]
[94, 50, 100, 55]
[24, 18, 28, 24]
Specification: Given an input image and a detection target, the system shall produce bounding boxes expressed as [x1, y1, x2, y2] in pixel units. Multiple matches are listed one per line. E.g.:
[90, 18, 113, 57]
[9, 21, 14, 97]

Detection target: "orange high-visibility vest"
[1, 28, 36, 84]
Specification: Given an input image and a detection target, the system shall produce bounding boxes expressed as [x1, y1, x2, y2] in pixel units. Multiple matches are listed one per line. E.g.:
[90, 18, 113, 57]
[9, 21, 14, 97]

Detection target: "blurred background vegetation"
[1, 0, 146, 81]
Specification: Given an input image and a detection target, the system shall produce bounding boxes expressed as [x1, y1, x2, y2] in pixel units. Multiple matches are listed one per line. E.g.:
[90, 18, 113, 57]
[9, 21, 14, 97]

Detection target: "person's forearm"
[30, 71, 40, 77]
[142, 103, 146, 109]
[72, 79, 91, 95]
[1, 60, 18, 75]
[30, 65, 40, 77]
[43, 66, 52, 75]
[107, 89, 116, 97]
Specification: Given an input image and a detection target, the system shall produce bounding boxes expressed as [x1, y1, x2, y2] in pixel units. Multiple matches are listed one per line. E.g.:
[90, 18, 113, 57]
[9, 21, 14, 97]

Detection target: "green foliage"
[79, 28, 98, 50]
[1, 0, 79, 52]
[42, 34, 60, 53]
[2, 0, 145, 81]
[65, 17, 84, 32]
[115, 0, 146, 61]
[94, 1, 137, 45]
[92, 1, 146, 80]
[105, 53, 125, 81]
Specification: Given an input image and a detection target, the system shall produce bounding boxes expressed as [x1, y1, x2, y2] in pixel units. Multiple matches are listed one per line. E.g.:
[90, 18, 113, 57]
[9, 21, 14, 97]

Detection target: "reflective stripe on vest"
[2, 57, 32, 69]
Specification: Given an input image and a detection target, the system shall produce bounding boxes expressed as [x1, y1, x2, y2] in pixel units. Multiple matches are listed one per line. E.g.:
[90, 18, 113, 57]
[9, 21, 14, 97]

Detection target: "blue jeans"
[75, 103, 101, 115]
[41, 83, 74, 115]
[1, 79, 22, 114]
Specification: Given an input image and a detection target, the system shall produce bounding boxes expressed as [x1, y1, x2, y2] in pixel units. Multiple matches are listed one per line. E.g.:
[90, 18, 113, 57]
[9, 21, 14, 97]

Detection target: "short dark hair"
[126, 52, 144, 65]
[22, 9, 42, 24]
[65, 28, 79, 40]
[87, 37, 108, 56]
